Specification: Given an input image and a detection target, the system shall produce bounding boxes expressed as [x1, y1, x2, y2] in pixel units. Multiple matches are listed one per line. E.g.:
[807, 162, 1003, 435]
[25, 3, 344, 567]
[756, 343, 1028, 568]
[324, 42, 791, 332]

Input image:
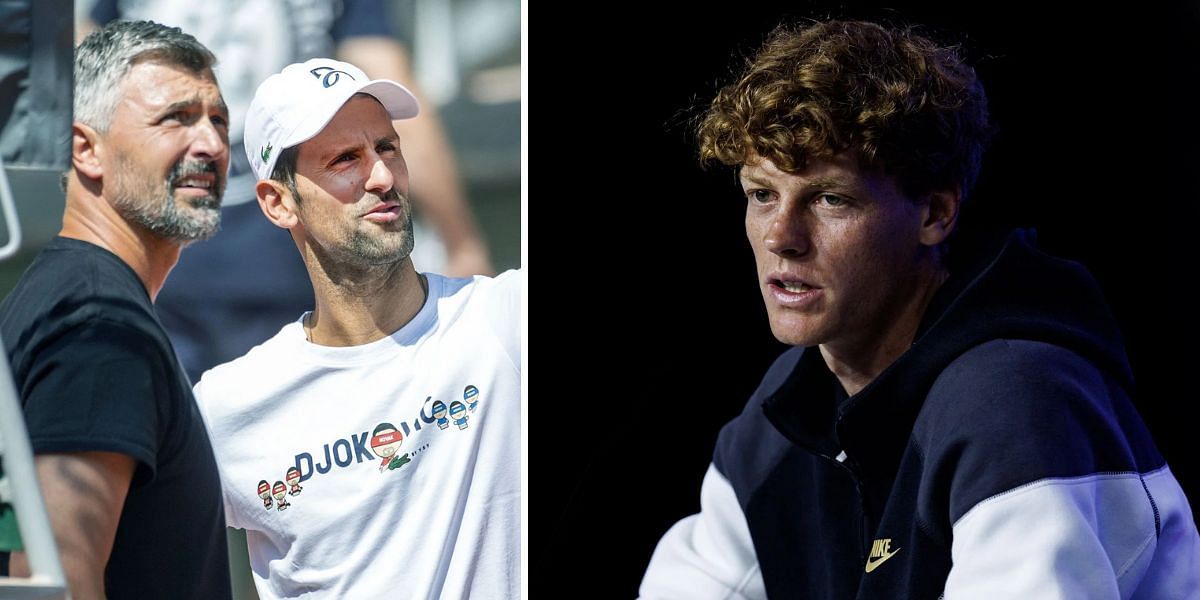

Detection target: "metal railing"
[0, 158, 67, 599]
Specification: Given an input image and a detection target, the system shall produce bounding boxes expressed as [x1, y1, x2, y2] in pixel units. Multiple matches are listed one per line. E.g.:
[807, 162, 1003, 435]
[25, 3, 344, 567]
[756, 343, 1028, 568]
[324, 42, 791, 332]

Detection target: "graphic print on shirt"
[432, 400, 449, 430]
[253, 383, 486, 510]
[286, 466, 303, 495]
[464, 384, 479, 412]
[258, 480, 273, 510]
[255, 466, 307, 511]
[450, 401, 468, 430]
[272, 481, 290, 511]
[370, 422, 412, 472]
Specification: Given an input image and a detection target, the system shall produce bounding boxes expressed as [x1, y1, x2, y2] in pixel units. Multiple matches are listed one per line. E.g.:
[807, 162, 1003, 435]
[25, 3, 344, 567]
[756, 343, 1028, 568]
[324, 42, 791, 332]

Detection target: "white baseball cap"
[244, 58, 420, 181]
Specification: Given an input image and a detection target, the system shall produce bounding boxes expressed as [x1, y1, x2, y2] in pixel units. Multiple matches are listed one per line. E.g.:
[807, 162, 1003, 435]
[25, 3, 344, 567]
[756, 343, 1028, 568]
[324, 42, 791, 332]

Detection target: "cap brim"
[278, 79, 421, 154]
[359, 80, 421, 120]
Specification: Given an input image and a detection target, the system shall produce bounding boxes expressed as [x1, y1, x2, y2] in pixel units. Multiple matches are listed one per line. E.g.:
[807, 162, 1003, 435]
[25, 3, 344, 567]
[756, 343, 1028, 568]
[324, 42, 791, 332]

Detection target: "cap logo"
[260, 142, 273, 162]
[310, 66, 356, 88]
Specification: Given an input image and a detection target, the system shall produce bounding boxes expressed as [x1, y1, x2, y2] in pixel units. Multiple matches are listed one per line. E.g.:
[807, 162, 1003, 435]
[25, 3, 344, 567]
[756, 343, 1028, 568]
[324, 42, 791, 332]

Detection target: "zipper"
[821, 448, 872, 565]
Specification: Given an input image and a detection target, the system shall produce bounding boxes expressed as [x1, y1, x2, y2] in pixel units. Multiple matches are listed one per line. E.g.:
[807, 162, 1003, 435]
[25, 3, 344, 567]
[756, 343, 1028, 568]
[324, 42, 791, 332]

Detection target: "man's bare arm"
[8, 452, 135, 600]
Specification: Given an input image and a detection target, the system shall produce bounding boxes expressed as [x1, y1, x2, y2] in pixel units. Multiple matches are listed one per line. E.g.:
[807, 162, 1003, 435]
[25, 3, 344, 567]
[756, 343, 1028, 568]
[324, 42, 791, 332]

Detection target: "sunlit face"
[102, 60, 229, 241]
[291, 95, 413, 266]
[741, 154, 930, 351]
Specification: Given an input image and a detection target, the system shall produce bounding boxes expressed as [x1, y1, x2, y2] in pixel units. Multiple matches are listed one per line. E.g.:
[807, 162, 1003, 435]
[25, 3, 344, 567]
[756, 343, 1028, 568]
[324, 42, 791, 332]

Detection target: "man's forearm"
[33, 452, 135, 600]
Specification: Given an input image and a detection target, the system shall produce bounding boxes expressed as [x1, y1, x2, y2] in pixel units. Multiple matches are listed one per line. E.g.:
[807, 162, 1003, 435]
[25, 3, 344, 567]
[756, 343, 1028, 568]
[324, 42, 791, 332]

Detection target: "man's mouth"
[778, 281, 815, 293]
[168, 159, 223, 198]
[362, 192, 408, 221]
[173, 175, 213, 190]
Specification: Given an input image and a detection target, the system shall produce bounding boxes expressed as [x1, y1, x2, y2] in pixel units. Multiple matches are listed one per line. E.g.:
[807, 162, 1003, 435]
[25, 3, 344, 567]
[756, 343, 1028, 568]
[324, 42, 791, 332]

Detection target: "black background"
[536, 1, 1200, 595]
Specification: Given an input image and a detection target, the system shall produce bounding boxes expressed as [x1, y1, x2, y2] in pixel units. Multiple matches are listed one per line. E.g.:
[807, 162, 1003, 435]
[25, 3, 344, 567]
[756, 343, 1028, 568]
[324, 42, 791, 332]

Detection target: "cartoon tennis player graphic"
[286, 466, 303, 495]
[464, 385, 480, 412]
[432, 400, 449, 430]
[258, 480, 273, 510]
[450, 401, 468, 430]
[370, 422, 411, 472]
[273, 481, 290, 511]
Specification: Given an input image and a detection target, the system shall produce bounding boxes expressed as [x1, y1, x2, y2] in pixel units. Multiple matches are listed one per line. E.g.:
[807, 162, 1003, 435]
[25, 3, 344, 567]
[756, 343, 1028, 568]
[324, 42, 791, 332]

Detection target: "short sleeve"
[20, 319, 167, 486]
[481, 269, 523, 371]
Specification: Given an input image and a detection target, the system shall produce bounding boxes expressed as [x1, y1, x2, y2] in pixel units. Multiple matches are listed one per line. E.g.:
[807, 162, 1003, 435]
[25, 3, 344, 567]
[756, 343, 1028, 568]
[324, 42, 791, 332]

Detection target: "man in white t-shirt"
[192, 57, 522, 599]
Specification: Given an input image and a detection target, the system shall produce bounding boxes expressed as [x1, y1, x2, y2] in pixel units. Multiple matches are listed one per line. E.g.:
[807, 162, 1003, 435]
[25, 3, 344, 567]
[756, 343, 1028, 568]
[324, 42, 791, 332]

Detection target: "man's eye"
[747, 189, 773, 203]
[815, 193, 846, 207]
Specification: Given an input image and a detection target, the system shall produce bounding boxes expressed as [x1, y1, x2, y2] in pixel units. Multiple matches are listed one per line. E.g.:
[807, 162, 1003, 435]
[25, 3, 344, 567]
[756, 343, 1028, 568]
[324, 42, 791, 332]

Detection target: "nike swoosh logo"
[864, 546, 901, 573]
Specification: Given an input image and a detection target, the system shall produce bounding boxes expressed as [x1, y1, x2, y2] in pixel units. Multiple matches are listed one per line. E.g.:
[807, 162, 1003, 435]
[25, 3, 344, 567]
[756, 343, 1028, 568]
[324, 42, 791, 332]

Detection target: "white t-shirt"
[194, 270, 523, 599]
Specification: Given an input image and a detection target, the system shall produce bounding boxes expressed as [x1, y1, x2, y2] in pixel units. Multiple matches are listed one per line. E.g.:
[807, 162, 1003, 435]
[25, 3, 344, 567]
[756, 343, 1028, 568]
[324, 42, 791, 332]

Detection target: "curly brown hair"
[698, 20, 992, 199]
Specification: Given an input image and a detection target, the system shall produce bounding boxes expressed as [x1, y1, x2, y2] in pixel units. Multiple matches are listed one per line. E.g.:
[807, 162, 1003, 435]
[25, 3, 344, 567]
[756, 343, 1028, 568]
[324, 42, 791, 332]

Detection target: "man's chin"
[170, 210, 222, 243]
[767, 316, 823, 348]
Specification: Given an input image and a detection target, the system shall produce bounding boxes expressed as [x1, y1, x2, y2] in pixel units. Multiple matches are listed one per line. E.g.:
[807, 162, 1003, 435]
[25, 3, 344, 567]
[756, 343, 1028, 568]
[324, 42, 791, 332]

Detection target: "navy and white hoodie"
[640, 230, 1200, 599]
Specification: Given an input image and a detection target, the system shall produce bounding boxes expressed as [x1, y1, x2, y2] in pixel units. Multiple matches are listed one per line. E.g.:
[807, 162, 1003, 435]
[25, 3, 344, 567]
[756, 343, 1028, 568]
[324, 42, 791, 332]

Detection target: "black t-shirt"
[0, 237, 231, 599]
[155, 201, 313, 382]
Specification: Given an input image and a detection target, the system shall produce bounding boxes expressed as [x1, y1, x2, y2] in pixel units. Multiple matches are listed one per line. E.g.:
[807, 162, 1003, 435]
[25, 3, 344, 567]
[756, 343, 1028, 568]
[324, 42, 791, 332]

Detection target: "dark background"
[536, 0, 1200, 596]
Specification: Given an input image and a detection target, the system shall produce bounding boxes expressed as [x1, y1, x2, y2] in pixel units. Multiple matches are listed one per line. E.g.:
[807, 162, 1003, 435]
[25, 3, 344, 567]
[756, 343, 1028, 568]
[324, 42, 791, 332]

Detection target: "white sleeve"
[944, 467, 1200, 599]
[480, 269, 522, 372]
[639, 464, 766, 600]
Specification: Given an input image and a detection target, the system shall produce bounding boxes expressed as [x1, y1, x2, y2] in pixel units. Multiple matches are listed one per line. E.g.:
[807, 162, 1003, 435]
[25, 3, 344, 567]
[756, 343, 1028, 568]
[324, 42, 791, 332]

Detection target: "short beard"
[347, 206, 415, 266]
[111, 156, 224, 242]
[302, 186, 416, 267]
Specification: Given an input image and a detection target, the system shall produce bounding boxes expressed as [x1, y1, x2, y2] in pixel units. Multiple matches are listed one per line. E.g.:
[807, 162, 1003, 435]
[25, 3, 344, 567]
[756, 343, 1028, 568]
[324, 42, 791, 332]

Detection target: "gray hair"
[74, 20, 216, 132]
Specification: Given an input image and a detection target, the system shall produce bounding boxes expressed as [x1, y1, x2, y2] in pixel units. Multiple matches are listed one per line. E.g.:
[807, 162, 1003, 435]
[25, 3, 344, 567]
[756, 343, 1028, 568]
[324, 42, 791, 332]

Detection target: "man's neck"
[303, 255, 428, 347]
[820, 267, 950, 396]
[58, 184, 182, 303]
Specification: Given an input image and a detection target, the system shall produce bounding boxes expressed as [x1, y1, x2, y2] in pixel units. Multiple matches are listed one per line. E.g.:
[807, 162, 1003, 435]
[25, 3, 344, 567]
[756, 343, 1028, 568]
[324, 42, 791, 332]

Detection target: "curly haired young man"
[639, 19, 1200, 599]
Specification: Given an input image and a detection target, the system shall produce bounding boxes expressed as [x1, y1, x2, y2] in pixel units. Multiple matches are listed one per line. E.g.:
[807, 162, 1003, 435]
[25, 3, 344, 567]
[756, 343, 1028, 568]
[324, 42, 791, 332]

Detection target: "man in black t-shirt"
[0, 20, 232, 599]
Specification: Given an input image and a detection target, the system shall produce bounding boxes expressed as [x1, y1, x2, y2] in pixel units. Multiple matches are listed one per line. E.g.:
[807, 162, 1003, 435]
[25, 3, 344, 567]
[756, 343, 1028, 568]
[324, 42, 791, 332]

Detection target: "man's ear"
[256, 180, 300, 230]
[919, 185, 962, 247]
[72, 122, 104, 181]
